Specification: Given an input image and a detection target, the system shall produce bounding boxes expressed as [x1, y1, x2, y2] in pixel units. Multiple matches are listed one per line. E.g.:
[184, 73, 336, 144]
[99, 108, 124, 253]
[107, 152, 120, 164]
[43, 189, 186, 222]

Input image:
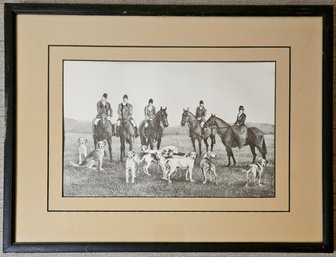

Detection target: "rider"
[116, 94, 138, 137]
[93, 93, 113, 127]
[232, 105, 247, 148]
[144, 98, 156, 137]
[195, 100, 207, 135]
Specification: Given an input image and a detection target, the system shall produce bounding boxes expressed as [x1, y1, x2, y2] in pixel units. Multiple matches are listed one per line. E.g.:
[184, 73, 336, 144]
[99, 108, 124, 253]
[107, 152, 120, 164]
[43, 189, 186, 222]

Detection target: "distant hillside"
[64, 118, 274, 135]
[64, 118, 92, 134]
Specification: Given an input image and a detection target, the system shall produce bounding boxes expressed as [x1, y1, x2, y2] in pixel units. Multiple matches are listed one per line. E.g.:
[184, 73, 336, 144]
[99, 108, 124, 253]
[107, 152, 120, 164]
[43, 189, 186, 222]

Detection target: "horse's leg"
[210, 136, 215, 151]
[225, 145, 231, 167]
[149, 138, 154, 150]
[129, 138, 133, 151]
[107, 138, 112, 162]
[191, 137, 196, 152]
[249, 144, 257, 164]
[229, 148, 237, 166]
[157, 137, 161, 150]
[120, 138, 125, 161]
[204, 138, 209, 152]
[93, 137, 97, 150]
[198, 138, 202, 156]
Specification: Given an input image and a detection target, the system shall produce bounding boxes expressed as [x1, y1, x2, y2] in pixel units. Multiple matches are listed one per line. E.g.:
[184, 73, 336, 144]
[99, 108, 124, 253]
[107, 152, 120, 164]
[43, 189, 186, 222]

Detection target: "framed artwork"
[3, 3, 333, 253]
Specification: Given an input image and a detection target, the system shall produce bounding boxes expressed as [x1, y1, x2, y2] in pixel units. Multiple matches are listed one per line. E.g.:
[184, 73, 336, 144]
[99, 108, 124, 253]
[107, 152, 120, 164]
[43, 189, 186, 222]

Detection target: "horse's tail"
[92, 121, 95, 134]
[262, 138, 267, 155]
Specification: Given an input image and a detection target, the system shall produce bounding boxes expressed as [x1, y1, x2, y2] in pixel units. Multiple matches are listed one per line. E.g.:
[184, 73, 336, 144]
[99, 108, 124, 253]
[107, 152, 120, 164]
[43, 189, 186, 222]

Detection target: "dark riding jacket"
[117, 103, 133, 120]
[96, 100, 112, 118]
[234, 113, 246, 127]
[195, 106, 207, 122]
[144, 105, 156, 120]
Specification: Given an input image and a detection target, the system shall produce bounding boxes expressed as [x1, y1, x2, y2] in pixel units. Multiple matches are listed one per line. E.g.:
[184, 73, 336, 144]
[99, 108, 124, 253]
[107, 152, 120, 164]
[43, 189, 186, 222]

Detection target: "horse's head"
[181, 108, 191, 126]
[204, 114, 217, 128]
[100, 112, 107, 125]
[158, 107, 169, 127]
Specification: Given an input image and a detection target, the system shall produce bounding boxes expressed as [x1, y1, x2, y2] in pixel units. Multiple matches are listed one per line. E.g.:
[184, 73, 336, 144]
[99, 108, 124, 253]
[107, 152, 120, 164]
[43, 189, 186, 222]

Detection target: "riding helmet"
[123, 94, 128, 99]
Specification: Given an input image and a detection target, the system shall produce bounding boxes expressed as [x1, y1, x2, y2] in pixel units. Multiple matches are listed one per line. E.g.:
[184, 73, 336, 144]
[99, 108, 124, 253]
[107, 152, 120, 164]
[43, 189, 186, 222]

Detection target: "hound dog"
[200, 151, 218, 184]
[130, 145, 159, 176]
[134, 145, 183, 177]
[71, 140, 106, 171]
[243, 158, 268, 187]
[165, 152, 197, 183]
[125, 151, 137, 183]
[77, 137, 88, 165]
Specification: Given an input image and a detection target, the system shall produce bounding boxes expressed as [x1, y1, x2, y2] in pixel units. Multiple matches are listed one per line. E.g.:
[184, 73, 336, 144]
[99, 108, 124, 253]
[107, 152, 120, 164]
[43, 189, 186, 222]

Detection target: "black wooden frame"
[3, 3, 334, 253]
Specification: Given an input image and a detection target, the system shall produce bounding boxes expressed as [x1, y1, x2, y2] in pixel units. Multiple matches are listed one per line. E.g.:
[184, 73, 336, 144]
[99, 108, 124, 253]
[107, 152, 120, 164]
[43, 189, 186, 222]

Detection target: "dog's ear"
[77, 138, 81, 144]
[84, 138, 88, 143]
[103, 139, 108, 146]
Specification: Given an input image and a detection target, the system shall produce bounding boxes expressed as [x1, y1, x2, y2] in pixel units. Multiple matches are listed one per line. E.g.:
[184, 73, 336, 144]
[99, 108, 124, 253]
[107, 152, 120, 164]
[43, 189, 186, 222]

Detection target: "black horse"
[139, 107, 169, 150]
[204, 114, 267, 166]
[92, 112, 113, 162]
[181, 108, 216, 155]
[118, 118, 137, 161]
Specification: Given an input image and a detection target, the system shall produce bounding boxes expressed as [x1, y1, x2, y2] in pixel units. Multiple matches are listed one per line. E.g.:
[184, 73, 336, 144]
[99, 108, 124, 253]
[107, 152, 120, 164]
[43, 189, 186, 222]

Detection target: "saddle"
[231, 125, 248, 148]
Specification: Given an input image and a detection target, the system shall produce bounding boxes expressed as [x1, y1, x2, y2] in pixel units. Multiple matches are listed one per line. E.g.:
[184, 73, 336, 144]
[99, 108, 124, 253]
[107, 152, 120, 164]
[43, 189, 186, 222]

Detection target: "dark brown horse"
[92, 112, 113, 162]
[204, 114, 267, 166]
[118, 118, 136, 161]
[181, 108, 216, 155]
[139, 107, 169, 150]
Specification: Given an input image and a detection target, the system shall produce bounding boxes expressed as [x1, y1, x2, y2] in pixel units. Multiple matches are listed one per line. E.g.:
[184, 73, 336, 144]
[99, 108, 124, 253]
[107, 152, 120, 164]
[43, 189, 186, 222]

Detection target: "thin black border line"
[48, 210, 289, 213]
[47, 46, 50, 212]
[288, 47, 291, 214]
[48, 46, 287, 211]
[52, 45, 292, 48]
[4, 3, 333, 253]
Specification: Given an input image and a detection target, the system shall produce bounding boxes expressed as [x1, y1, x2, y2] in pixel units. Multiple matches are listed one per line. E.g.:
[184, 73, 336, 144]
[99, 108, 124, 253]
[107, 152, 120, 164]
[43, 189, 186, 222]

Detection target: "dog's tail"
[134, 155, 147, 164]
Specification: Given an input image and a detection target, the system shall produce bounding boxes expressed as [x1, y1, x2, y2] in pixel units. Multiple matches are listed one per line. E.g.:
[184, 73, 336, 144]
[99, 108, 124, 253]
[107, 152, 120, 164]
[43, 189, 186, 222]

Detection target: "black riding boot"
[135, 127, 139, 138]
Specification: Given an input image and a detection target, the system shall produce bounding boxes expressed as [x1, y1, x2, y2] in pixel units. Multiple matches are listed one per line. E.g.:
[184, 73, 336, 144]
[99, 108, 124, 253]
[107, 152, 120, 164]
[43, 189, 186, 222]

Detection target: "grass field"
[63, 125, 275, 198]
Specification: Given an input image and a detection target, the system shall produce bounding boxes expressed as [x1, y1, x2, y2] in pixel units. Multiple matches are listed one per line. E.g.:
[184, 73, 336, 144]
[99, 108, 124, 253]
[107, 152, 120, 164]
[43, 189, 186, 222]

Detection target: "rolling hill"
[64, 118, 274, 135]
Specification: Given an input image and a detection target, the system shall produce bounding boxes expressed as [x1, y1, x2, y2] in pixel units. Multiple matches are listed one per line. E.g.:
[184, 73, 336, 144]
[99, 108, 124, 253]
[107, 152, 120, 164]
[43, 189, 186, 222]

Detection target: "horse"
[92, 112, 113, 162]
[118, 118, 136, 161]
[180, 108, 216, 155]
[139, 107, 169, 150]
[203, 114, 267, 166]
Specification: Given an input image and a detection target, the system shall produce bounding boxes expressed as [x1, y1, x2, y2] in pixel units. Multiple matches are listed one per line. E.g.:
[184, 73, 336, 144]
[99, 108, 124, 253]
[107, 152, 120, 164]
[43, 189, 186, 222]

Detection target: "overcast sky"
[64, 61, 275, 126]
